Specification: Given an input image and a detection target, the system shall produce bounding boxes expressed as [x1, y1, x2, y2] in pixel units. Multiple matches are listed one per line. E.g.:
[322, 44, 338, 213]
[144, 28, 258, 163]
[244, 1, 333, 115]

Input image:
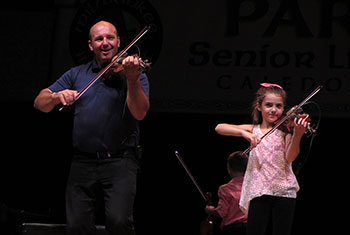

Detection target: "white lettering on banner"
[148, 0, 350, 117]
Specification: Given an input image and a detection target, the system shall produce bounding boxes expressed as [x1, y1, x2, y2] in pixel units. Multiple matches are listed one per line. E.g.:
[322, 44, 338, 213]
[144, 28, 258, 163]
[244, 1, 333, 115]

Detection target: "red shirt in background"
[215, 175, 248, 229]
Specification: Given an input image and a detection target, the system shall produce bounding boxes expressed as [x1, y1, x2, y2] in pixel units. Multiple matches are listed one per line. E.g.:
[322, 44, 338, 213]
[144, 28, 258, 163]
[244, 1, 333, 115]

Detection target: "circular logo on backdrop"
[69, 0, 163, 66]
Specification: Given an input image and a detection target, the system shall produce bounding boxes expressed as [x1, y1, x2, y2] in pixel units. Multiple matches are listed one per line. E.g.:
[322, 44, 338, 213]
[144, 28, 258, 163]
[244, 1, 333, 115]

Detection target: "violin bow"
[59, 25, 151, 111]
[243, 85, 323, 155]
[174, 151, 209, 203]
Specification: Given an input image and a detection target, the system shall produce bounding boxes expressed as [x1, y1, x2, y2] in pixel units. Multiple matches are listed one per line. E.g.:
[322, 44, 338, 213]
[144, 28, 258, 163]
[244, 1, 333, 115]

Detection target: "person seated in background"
[205, 151, 248, 235]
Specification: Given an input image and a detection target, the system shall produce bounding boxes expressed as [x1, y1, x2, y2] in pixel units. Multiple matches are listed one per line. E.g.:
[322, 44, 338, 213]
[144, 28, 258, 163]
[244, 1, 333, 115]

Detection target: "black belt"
[74, 147, 136, 159]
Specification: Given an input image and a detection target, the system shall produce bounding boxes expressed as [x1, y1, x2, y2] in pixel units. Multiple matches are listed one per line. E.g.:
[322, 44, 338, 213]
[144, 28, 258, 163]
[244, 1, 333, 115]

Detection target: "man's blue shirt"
[48, 59, 150, 153]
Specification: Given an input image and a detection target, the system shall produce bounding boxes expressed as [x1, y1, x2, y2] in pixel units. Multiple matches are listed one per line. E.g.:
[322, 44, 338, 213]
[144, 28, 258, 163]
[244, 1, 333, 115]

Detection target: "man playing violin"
[34, 20, 149, 235]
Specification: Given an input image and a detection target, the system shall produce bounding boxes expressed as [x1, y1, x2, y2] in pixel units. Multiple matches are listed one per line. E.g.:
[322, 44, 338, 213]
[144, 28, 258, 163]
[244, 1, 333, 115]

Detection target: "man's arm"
[126, 79, 150, 120]
[34, 88, 78, 113]
[123, 56, 150, 120]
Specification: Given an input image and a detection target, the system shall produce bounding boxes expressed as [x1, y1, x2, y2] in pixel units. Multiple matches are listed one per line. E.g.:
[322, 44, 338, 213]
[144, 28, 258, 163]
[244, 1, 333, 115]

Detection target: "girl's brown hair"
[251, 85, 287, 124]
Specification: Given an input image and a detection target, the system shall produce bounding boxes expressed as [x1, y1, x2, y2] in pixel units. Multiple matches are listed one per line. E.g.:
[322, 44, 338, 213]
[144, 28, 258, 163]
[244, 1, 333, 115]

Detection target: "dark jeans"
[65, 154, 139, 235]
[247, 195, 296, 235]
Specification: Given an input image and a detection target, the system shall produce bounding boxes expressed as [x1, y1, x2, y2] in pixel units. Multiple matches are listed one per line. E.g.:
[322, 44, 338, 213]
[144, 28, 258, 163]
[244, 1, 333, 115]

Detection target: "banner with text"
[2, 0, 349, 117]
[148, 0, 350, 117]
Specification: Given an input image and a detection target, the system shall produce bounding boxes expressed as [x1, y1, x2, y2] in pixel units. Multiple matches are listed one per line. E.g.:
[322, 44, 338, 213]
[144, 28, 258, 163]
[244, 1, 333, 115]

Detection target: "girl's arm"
[215, 123, 253, 136]
[285, 118, 308, 163]
[215, 123, 260, 148]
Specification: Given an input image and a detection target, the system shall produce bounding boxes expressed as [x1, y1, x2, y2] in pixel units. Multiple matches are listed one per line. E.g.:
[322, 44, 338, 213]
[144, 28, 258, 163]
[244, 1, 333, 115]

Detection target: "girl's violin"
[276, 107, 317, 137]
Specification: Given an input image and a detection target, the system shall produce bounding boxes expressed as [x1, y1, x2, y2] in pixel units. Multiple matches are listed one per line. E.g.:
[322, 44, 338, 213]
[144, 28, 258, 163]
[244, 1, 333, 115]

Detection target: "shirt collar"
[91, 58, 100, 73]
[231, 175, 244, 184]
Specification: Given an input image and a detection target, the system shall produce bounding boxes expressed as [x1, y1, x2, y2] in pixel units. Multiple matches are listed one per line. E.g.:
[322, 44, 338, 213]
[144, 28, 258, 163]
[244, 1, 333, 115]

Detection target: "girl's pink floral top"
[239, 125, 299, 214]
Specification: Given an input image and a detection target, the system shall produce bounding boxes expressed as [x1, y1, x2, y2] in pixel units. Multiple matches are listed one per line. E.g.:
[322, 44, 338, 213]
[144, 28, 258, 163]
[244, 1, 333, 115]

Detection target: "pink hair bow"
[260, 83, 283, 90]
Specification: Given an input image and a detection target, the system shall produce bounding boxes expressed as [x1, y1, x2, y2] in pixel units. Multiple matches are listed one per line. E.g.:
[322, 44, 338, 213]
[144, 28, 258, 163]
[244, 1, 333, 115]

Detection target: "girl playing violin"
[215, 83, 309, 235]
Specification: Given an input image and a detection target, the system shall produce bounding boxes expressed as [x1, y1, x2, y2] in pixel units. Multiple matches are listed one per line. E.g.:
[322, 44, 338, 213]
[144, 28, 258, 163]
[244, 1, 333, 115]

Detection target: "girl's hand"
[242, 131, 261, 149]
[293, 117, 309, 138]
[285, 117, 309, 163]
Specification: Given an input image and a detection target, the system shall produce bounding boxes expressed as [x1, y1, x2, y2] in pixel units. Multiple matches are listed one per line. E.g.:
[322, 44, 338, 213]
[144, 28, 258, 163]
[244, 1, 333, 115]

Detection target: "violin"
[174, 151, 213, 235]
[276, 106, 317, 137]
[102, 53, 151, 80]
[200, 192, 214, 235]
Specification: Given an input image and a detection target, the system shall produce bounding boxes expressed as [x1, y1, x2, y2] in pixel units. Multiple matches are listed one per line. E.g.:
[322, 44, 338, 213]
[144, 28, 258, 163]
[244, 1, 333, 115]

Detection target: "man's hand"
[122, 55, 141, 82]
[52, 89, 79, 106]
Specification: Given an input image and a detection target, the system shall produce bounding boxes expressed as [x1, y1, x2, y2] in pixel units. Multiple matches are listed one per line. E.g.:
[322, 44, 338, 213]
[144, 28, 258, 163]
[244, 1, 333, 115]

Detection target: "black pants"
[65, 154, 139, 235]
[247, 195, 296, 235]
